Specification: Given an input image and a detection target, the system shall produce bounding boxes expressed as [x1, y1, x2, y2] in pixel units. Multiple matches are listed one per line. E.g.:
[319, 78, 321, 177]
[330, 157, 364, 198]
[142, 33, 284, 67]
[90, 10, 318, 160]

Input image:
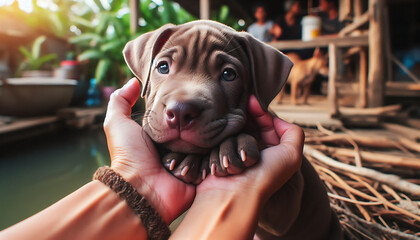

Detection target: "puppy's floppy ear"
[123, 24, 175, 97]
[239, 33, 293, 111]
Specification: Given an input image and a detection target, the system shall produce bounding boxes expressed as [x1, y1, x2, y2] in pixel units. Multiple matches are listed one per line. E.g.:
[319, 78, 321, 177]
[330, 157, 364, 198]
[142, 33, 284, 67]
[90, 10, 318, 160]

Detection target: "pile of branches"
[303, 123, 420, 239]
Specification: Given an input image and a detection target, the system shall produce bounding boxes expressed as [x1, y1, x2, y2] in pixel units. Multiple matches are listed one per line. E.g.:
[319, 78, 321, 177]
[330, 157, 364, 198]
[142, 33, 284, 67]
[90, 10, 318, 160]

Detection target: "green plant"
[17, 35, 57, 75]
[69, 0, 131, 87]
[211, 5, 245, 31]
[69, 0, 197, 87]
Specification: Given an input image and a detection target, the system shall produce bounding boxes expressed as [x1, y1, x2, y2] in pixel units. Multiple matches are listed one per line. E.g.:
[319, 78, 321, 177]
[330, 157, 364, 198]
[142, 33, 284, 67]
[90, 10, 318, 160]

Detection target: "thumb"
[259, 119, 304, 196]
[105, 78, 140, 121]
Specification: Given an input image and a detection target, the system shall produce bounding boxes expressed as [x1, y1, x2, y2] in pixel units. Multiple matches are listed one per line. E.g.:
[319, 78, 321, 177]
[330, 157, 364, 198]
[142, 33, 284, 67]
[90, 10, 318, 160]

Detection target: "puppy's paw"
[162, 152, 209, 184]
[209, 133, 260, 177]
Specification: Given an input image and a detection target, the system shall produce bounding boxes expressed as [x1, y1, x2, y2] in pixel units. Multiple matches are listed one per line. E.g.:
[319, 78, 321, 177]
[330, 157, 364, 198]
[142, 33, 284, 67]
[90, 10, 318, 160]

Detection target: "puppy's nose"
[165, 101, 202, 129]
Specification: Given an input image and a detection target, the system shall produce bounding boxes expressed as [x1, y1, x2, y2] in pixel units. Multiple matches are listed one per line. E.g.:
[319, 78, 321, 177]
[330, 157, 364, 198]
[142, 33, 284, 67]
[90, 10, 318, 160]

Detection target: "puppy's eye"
[157, 62, 169, 74]
[221, 68, 236, 81]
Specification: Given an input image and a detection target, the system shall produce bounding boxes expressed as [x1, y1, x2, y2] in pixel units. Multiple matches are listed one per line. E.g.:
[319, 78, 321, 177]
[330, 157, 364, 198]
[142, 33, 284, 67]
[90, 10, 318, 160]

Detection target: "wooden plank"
[338, 11, 369, 36]
[405, 119, 420, 129]
[381, 123, 420, 142]
[385, 82, 420, 97]
[0, 116, 59, 134]
[57, 107, 106, 118]
[274, 111, 343, 128]
[270, 95, 342, 128]
[367, 0, 386, 107]
[269, 36, 368, 50]
[340, 104, 401, 116]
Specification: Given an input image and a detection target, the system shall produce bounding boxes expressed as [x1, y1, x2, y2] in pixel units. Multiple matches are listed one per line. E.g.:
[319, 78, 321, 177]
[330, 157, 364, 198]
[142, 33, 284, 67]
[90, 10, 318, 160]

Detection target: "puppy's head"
[123, 20, 292, 154]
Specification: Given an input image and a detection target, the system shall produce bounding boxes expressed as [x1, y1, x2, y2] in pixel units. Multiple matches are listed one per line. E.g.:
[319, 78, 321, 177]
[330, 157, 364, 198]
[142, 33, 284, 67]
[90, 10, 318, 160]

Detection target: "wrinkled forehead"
[156, 24, 248, 71]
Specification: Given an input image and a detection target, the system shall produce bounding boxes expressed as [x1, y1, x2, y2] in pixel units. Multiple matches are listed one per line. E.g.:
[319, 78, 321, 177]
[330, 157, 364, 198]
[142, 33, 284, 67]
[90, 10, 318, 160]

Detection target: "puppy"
[277, 49, 328, 105]
[123, 20, 343, 239]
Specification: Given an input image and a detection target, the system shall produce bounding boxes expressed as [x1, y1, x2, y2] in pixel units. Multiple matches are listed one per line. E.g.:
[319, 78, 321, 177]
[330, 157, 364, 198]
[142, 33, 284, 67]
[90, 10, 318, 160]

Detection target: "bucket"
[301, 16, 321, 41]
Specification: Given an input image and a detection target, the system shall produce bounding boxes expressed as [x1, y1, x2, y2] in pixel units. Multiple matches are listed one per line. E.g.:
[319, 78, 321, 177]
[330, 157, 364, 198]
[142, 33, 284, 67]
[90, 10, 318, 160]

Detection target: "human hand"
[197, 94, 304, 203]
[103, 78, 195, 224]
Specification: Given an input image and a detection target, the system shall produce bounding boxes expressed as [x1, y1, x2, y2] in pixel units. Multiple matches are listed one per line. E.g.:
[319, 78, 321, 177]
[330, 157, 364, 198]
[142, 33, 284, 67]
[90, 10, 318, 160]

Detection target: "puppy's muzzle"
[165, 99, 204, 130]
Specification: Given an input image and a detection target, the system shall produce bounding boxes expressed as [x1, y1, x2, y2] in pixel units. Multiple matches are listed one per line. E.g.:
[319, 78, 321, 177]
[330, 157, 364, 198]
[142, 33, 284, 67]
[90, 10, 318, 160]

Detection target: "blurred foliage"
[211, 5, 244, 31]
[70, 0, 199, 86]
[0, 0, 74, 38]
[69, 0, 131, 86]
[1, 0, 245, 86]
[16, 35, 57, 75]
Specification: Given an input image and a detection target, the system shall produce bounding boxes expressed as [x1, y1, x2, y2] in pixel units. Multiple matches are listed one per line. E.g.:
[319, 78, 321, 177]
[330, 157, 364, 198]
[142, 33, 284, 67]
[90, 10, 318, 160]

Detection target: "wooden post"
[308, 0, 313, 15]
[368, 0, 386, 107]
[339, 0, 351, 21]
[129, 0, 139, 34]
[359, 48, 368, 107]
[200, 0, 210, 20]
[383, 5, 393, 83]
[354, 0, 363, 17]
[328, 43, 339, 116]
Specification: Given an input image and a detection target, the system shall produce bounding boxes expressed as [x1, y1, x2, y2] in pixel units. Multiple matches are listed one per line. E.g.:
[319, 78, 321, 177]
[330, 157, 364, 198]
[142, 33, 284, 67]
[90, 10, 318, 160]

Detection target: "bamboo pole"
[200, 0, 210, 20]
[328, 43, 339, 116]
[303, 145, 420, 196]
[129, 0, 139, 34]
[359, 48, 368, 107]
[312, 145, 420, 169]
[354, 0, 363, 17]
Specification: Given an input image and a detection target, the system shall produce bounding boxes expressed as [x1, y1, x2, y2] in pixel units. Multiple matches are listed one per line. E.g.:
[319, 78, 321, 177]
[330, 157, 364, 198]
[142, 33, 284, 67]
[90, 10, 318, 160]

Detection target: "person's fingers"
[274, 118, 305, 150]
[247, 95, 279, 146]
[260, 120, 304, 185]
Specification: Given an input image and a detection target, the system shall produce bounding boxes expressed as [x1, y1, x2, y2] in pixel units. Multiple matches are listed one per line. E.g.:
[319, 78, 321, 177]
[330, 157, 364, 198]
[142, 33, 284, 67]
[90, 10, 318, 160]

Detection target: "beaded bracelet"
[93, 166, 170, 240]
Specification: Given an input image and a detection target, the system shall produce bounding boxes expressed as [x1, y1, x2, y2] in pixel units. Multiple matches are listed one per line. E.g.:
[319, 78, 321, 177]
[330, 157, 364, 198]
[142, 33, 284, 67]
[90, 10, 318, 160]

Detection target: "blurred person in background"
[271, 0, 302, 41]
[318, 0, 345, 35]
[247, 5, 274, 42]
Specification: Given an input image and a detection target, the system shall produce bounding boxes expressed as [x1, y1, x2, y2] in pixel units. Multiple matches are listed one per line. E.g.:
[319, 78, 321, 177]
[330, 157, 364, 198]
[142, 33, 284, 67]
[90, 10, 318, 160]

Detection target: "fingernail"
[181, 166, 189, 176]
[169, 159, 176, 171]
[202, 169, 206, 180]
[241, 150, 246, 162]
[223, 156, 229, 168]
[211, 163, 216, 176]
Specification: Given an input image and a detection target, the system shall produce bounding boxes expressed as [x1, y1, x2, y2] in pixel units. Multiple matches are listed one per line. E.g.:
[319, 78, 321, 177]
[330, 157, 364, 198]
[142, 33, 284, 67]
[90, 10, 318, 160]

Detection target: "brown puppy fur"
[277, 49, 328, 105]
[123, 20, 343, 239]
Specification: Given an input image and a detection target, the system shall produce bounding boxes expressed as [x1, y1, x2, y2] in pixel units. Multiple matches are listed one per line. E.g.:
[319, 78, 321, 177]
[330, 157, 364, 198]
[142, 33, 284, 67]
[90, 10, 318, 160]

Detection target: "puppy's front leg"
[162, 152, 209, 184]
[209, 133, 260, 177]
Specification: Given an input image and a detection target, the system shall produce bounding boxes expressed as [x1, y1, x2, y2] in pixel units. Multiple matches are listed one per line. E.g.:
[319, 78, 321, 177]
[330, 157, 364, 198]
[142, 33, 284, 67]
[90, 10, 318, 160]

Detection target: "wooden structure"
[272, 0, 419, 121]
[125, 0, 420, 122]
[0, 107, 106, 144]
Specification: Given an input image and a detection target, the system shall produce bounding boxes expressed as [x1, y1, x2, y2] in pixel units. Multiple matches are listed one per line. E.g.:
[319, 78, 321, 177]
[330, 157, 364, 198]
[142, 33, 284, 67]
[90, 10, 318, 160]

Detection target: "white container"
[301, 16, 321, 41]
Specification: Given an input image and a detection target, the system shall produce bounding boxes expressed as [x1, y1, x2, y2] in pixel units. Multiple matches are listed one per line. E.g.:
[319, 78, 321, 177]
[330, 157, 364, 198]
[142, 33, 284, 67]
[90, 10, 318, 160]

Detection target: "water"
[0, 127, 110, 230]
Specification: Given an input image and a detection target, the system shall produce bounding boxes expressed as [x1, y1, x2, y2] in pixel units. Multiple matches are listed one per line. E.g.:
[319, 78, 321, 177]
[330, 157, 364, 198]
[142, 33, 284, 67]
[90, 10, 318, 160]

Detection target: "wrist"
[109, 163, 164, 218]
[94, 166, 171, 239]
[110, 163, 153, 200]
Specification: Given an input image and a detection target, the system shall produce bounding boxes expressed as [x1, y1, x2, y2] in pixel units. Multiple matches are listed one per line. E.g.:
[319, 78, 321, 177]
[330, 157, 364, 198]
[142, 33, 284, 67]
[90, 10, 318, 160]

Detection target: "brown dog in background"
[124, 20, 343, 239]
[277, 48, 328, 105]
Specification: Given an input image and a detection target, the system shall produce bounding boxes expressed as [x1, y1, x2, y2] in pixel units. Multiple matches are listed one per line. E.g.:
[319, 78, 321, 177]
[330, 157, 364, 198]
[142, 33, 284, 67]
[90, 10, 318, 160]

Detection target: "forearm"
[171, 188, 262, 240]
[0, 181, 147, 240]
